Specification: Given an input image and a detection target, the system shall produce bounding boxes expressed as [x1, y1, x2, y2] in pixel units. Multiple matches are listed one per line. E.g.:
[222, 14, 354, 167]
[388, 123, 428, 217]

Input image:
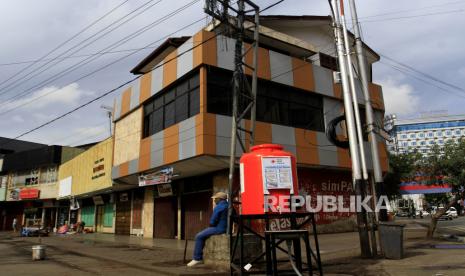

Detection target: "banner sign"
[19, 188, 40, 199]
[139, 167, 173, 187]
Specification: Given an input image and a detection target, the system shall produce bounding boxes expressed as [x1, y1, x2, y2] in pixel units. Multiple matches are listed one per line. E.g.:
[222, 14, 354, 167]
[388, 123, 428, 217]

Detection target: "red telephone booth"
[240, 144, 299, 215]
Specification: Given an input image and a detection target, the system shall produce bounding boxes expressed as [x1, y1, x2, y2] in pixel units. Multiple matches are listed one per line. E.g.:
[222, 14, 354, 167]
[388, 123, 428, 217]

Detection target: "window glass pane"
[176, 80, 189, 96]
[143, 115, 151, 137]
[190, 88, 200, 116]
[153, 108, 163, 133]
[207, 84, 230, 116]
[176, 94, 188, 123]
[189, 73, 200, 89]
[154, 97, 163, 110]
[164, 101, 175, 128]
[164, 90, 175, 103]
[144, 102, 153, 116]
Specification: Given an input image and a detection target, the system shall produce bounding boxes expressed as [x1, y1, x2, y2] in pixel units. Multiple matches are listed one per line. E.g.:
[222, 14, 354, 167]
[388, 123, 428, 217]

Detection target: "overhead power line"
[0, 0, 130, 89]
[0, 16, 206, 117]
[0, 0, 162, 97]
[380, 54, 465, 93]
[358, 0, 465, 20]
[2, 27, 221, 144]
[0, 0, 201, 114]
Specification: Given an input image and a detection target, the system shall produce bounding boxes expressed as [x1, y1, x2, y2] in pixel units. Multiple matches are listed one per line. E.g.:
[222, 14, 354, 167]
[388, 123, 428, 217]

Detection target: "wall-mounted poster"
[261, 156, 293, 190]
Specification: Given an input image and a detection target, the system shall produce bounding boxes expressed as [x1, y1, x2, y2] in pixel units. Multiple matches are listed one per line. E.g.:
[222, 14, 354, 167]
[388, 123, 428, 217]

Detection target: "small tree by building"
[424, 139, 465, 238]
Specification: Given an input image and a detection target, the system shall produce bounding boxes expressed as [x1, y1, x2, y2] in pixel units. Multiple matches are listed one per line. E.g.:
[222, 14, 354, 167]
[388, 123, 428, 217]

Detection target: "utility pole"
[329, 0, 372, 258]
[101, 105, 113, 136]
[340, 0, 377, 256]
[348, 0, 388, 222]
[204, 0, 260, 234]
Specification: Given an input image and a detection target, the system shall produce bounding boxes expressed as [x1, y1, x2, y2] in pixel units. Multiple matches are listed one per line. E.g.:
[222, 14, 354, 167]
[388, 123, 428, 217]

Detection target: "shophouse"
[111, 16, 388, 238]
[0, 137, 47, 230]
[1, 145, 84, 230]
[58, 138, 133, 234]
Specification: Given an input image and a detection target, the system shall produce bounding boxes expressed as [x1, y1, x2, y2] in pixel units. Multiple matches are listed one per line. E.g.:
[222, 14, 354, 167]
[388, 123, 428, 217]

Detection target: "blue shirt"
[210, 200, 228, 233]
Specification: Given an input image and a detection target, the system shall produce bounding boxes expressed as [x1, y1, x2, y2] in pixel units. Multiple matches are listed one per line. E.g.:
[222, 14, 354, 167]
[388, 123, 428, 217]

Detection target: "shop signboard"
[93, 195, 104, 205]
[19, 188, 40, 199]
[139, 167, 173, 187]
[157, 184, 173, 197]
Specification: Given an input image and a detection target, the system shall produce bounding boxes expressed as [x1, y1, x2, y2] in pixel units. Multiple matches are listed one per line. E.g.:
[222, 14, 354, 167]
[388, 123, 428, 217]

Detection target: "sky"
[0, 0, 464, 146]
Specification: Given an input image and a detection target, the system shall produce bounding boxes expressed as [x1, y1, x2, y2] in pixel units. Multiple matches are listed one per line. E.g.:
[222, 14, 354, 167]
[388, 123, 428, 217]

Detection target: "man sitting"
[187, 192, 228, 267]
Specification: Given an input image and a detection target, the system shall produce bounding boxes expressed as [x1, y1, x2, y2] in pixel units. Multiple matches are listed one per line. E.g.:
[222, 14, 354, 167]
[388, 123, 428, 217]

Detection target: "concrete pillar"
[177, 194, 182, 240]
[142, 186, 154, 238]
[41, 208, 46, 228]
[213, 171, 229, 194]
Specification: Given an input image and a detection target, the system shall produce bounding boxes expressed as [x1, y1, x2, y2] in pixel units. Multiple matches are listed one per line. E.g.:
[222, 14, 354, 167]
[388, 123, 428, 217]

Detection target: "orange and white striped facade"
[111, 29, 388, 180]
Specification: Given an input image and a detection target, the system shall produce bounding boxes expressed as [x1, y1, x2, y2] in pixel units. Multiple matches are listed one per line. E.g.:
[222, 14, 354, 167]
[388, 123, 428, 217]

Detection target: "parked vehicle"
[447, 207, 458, 218]
[436, 207, 456, 220]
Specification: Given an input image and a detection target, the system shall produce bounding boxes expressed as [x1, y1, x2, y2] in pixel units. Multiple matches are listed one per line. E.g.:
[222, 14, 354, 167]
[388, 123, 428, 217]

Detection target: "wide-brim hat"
[211, 192, 227, 200]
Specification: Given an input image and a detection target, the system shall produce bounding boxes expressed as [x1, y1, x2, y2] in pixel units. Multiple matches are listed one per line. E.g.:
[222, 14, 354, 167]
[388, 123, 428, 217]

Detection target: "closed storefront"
[103, 202, 114, 228]
[153, 196, 177, 239]
[182, 176, 213, 240]
[131, 189, 144, 234]
[80, 205, 95, 228]
[183, 191, 213, 239]
[115, 192, 131, 235]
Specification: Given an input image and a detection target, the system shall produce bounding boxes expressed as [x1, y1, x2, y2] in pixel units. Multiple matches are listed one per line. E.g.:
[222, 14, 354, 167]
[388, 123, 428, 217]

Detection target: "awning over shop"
[399, 183, 452, 194]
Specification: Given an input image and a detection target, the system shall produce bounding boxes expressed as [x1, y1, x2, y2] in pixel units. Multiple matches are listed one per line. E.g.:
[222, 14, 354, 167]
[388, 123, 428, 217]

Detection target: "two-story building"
[109, 16, 388, 238]
[0, 137, 48, 230]
[58, 138, 128, 233]
[1, 145, 84, 230]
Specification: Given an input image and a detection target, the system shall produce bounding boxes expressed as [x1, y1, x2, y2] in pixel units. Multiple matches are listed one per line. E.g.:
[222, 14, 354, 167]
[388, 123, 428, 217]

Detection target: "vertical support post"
[177, 194, 182, 240]
[330, 0, 372, 258]
[348, 0, 387, 222]
[249, 9, 259, 145]
[226, 0, 245, 236]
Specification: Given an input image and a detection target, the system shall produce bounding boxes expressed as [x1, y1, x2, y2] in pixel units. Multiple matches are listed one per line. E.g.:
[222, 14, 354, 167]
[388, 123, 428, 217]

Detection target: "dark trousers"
[193, 227, 225, 260]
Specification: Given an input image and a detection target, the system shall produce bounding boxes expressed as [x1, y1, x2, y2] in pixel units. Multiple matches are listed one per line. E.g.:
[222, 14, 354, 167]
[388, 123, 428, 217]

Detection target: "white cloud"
[1, 82, 93, 112]
[379, 77, 419, 117]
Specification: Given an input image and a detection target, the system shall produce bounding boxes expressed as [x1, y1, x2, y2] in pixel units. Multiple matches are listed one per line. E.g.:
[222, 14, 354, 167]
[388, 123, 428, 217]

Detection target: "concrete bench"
[203, 234, 263, 269]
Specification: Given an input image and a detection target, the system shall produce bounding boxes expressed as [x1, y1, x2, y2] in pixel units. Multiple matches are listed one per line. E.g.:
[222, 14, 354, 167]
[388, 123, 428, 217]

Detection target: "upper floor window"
[427, 132, 433, 137]
[455, 129, 461, 135]
[319, 53, 338, 71]
[436, 131, 442, 137]
[401, 134, 408, 139]
[143, 72, 200, 138]
[409, 133, 416, 139]
[207, 67, 324, 132]
[411, 141, 416, 146]
[40, 166, 57, 184]
[446, 130, 452, 136]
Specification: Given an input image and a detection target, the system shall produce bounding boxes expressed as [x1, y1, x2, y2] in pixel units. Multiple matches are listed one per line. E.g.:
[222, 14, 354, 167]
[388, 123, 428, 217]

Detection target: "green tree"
[383, 151, 422, 200]
[425, 139, 465, 238]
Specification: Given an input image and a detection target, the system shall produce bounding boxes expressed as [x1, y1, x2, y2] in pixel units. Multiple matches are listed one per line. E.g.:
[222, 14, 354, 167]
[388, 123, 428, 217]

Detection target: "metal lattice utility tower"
[204, 0, 260, 234]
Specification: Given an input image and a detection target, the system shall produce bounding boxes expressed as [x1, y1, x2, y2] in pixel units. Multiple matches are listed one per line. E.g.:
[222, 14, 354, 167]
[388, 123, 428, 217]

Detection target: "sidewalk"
[2, 220, 465, 275]
[323, 220, 465, 276]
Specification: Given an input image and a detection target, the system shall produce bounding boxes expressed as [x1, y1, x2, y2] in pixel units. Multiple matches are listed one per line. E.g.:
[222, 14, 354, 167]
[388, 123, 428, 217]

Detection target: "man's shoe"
[187, 259, 203, 267]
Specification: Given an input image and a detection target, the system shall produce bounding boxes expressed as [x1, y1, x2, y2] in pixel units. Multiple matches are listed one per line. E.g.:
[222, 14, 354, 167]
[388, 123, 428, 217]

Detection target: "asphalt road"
[398, 216, 465, 236]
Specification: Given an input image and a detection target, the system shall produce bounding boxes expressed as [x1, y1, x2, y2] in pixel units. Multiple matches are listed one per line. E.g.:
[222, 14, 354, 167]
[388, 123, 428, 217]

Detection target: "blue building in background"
[388, 114, 465, 155]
